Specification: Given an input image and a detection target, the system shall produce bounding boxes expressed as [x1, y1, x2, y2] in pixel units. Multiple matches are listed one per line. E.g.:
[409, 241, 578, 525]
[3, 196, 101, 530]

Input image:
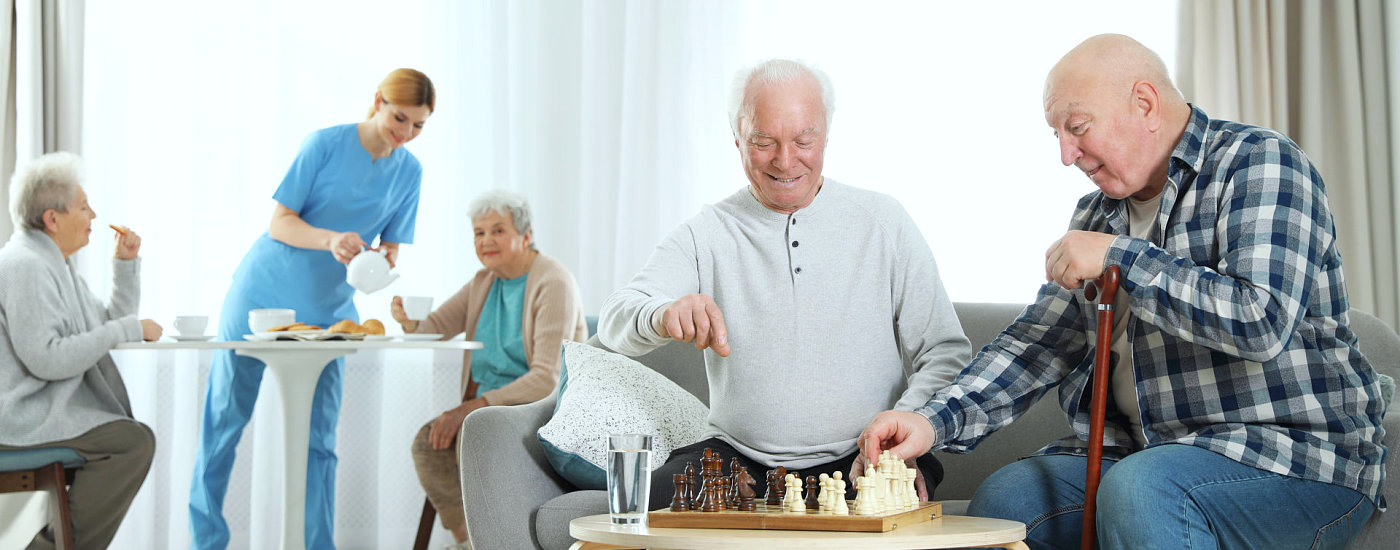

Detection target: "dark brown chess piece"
[735, 466, 757, 511]
[767, 466, 788, 505]
[670, 474, 690, 511]
[727, 457, 742, 507]
[684, 461, 698, 508]
[764, 469, 780, 505]
[804, 475, 820, 510]
[700, 477, 721, 512]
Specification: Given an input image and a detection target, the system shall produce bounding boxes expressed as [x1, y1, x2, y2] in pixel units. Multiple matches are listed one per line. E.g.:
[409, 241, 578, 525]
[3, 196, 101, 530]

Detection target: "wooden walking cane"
[1080, 265, 1120, 550]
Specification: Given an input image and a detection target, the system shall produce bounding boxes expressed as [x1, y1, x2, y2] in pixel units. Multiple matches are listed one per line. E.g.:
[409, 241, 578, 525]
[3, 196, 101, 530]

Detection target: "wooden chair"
[414, 380, 479, 550]
[0, 447, 86, 550]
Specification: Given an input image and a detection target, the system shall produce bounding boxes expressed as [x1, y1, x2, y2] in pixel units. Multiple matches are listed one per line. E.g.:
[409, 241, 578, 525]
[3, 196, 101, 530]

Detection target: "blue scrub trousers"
[189, 349, 344, 550]
[966, 444, 1374, 549]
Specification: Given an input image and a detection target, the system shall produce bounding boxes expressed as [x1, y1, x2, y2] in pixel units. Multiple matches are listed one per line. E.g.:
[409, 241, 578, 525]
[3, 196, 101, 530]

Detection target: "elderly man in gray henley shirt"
[599, 59, 972, 509]
[0, 152, 162, 549]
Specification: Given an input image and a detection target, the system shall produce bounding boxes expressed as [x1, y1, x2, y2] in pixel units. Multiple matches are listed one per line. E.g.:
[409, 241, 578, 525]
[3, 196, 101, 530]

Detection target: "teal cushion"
[537, 342, 709, 490]
[0, 447, 85, 471]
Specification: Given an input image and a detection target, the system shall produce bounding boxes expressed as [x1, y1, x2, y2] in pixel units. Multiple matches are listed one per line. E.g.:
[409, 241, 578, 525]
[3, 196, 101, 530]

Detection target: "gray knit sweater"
[600, 180, 972, 469]
[0, 229, 144, 445]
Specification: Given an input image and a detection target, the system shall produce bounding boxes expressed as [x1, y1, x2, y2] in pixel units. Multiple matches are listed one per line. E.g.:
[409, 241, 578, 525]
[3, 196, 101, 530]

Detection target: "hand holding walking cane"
[1080, 265, 1120, 550]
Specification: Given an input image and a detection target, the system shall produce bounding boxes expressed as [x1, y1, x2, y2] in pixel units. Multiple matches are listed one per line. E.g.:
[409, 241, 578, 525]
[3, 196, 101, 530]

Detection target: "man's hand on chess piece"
[847, 450, 930, 502]
[429, 397, 488, 450]
[652, 294, 730, 356]
[857, 410, 937, 495]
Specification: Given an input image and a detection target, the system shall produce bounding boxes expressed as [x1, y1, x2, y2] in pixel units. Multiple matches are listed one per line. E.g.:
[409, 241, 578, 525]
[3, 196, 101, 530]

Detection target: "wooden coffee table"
[568, 513, 1028, 549]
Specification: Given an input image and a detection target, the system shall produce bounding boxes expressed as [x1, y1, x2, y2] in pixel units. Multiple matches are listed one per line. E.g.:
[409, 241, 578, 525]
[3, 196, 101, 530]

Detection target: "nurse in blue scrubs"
[189, 68, 435, 550]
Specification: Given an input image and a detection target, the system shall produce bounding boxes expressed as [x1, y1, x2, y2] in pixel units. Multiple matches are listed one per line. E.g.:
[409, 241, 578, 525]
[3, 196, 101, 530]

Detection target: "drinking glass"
[606, 433, 653, 525]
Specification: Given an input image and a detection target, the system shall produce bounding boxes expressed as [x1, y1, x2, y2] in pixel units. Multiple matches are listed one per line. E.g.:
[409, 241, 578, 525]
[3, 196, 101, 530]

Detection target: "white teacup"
[249, 308, 296, 333]
[401, 296, 433, 321]
[173, 315, 209, 336]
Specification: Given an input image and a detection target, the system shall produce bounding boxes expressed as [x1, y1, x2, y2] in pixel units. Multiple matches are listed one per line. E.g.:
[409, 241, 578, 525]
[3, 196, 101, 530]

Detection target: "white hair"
[468, 189, 536, 249]
[10, 152, 84, 231]
[728, 59, 835, 139]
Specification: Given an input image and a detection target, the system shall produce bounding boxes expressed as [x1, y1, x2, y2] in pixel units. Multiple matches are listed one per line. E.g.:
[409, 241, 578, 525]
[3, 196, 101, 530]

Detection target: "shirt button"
[791, 241, 799, 247]
[791, 218, 797, 225]
[794, 267, 802, 274]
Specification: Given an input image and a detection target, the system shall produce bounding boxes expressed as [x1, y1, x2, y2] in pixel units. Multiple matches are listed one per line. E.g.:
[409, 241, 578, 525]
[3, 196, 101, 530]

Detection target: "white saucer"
[397, 334, 443, 341]
[169, 334, 215, 342]
[363, 335, 392, 341]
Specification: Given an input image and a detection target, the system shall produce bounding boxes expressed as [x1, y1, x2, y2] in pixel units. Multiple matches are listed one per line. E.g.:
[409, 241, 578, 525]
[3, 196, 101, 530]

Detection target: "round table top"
[568, 513, 1026, 550]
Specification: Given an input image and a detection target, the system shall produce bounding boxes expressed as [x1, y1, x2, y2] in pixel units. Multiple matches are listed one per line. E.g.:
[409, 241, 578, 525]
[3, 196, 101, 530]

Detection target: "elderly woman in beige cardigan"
[393, 190, 586, 549]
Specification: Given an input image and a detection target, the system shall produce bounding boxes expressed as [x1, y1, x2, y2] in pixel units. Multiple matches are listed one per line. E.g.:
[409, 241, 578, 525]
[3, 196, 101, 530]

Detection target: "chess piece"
[684, 461, 698, 508]
[804, 475, 820, 510]
[816, 473, 831, 511]
[700, 477, 720, 512]
[784, 473, 805, 512]
[767, 466, 789, 506]
[764, 469, 780, 506]
[735, 467, 758, 511]
[833, 474, 849, 515]
[904, 468, 919, 509]
[854, 474, 879, 515]
[728, 457, 743, 507]
[670, 474, 690, 511]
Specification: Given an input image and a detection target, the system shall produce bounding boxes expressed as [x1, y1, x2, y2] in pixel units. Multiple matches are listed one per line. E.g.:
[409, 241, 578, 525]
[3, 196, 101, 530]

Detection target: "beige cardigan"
[415, 252, 588, 406]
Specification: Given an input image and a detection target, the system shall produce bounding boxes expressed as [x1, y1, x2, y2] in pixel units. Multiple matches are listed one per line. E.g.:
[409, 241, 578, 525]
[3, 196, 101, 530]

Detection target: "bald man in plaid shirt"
[860, 34, 1387, 549]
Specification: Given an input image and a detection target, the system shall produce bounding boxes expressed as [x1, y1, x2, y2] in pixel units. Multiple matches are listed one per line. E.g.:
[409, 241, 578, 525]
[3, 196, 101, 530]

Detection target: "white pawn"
[832, 473, 849, 515]
[853, 474, 879, 515]
[817, 473, 831, 512]
[904, 468, 919, 509]
[785, 473, 805, 512]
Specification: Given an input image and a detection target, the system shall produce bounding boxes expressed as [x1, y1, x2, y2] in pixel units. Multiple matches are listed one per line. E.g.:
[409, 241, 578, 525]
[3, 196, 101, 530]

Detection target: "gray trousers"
[410, 422, 466, 531]
[0, 420, 156, 550]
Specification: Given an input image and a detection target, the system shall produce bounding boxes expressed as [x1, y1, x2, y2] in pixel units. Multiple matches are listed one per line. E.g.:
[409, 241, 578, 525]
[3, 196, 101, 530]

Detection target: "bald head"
[1046, 34, 1182, 108]
[1043, 34, 1191, 201]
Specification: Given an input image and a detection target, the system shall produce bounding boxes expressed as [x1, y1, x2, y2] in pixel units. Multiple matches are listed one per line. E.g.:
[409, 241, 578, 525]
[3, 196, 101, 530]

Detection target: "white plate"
[244, 333, 277, 341]
[397, 334, 443, 341]
[363, 335, 392, 341]
[169, 334, 215, 342]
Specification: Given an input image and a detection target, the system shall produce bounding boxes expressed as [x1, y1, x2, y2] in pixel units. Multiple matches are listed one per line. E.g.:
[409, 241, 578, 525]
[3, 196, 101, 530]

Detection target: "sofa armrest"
[1349, 408, 1399, 550]
[460, 394, 573, 550]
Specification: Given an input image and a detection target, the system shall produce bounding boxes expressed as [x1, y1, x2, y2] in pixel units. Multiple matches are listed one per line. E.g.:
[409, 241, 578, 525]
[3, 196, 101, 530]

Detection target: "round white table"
[116, 339, 480, 550]
[567, 513, 1028, 550]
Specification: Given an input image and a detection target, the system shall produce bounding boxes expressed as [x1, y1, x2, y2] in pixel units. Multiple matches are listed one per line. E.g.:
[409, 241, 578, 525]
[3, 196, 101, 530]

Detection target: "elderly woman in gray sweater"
[0, 151, 162, 549]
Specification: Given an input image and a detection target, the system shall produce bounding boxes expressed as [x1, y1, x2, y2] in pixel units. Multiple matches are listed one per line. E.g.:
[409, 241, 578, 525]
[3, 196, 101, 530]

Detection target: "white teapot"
[345, 248, 399, 294]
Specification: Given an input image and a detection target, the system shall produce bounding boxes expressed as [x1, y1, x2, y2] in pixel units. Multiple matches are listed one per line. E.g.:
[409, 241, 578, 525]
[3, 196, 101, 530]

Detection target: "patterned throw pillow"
[537, 341, 709, 490]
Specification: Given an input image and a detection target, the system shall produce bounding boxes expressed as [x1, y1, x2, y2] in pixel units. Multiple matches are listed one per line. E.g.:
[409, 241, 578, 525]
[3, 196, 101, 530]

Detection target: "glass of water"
[606, 433, 653, 525]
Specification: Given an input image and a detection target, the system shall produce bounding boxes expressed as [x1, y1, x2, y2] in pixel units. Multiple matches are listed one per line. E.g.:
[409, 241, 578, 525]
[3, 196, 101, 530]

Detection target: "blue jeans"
[967, 444, 1374, 549]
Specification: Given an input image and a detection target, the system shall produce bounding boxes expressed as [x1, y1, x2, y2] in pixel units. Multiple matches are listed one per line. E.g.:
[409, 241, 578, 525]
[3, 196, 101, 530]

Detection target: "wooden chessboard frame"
[647, 500, 941, 532]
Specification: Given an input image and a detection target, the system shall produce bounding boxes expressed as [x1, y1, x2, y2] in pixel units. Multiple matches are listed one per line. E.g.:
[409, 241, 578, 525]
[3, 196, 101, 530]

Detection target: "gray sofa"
[458, 303, 1400, 550]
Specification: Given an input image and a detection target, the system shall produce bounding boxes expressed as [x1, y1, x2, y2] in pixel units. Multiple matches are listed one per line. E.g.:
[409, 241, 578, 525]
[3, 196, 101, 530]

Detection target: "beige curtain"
[0, 0, 82, 244]
[1177, 0, 1399, 330]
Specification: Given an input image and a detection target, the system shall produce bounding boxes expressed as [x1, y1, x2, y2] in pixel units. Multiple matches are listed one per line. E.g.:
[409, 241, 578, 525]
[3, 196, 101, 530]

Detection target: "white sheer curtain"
[1176, 0, 1400, 329]
[72, 1, 1176, 548]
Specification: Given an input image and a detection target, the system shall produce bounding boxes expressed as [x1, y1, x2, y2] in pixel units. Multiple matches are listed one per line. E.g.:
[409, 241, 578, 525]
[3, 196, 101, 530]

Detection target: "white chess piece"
[854, 475, 878, 515]
[904, 468, 919, 509]
[785, 473, 805, 512]
[833, 474, 849, 515]
[817, 473, 831, 511]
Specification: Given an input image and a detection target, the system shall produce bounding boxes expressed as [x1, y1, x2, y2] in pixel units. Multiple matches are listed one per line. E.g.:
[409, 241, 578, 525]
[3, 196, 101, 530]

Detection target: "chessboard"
[648, 500, 941, 532]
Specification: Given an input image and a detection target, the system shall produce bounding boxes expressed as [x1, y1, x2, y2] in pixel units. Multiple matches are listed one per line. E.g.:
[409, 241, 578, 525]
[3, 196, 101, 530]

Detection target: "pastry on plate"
[328, 319, 365, 334]
[362, 319, 385, 335]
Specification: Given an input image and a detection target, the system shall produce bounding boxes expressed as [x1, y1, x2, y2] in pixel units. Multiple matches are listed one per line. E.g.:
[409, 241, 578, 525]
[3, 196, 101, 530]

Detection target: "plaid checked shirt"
[915, 106, 1387, 505]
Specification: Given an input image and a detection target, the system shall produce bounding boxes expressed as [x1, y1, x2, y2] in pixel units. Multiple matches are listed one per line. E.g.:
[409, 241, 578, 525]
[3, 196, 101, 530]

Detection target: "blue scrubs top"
[224, 123, 422, 328]
[470, 275, 529, 393]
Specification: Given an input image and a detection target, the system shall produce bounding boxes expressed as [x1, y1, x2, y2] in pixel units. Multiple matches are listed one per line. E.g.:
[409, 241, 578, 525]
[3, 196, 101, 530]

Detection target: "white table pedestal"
[236, 347, 355, 550]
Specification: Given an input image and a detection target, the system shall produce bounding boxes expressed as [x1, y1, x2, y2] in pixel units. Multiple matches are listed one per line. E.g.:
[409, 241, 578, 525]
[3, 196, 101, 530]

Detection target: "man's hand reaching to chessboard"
[652, 294, 730, 356]
[857, 410, 938, 499]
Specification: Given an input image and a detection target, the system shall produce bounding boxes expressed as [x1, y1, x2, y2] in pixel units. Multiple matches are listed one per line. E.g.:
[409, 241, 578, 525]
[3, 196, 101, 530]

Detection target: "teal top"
[471, 274, 530, 393]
